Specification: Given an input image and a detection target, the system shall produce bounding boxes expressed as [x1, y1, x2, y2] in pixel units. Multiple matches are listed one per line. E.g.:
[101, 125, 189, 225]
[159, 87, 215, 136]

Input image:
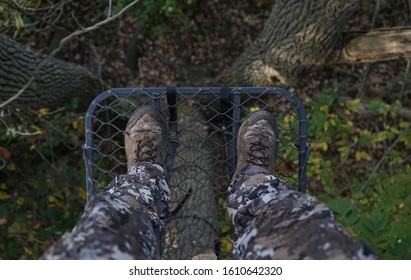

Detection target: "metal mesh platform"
[83, 87, 309, 259]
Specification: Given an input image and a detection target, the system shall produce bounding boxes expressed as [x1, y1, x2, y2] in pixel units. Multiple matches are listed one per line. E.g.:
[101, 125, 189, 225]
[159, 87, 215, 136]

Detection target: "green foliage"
[325, 169, 411, 259]
[0, 99, 86, 259]
[113, 0, 194, 34]
[138, 0, 193, 33]
[0, 0, 42, 37]
[1, 0, 194, 37]
[306, 85, 411, 259]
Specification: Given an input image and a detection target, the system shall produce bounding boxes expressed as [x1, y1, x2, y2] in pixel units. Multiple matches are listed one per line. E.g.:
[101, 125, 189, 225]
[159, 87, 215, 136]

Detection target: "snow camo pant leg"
[226, 166, 378, 260]
[41, 163, 170, 259]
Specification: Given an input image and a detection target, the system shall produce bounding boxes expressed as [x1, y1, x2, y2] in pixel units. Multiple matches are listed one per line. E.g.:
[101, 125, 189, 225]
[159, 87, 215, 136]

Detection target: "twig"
[38, 107, 66, 116]
[359, 132, 404, 192]
[409, 0, 411, 25]
[8, 0, 69, 12]
[0, 118, 42, 136]
[71, 11, 85, 29]
[89, 43, 106, 89]
[1, 0, 67, 32]
[107, 0, 112, 19]
[358, 64, 371, 98]
[34, 146, 57, 170]
[370, 0, 381, 27]
[138, 58, 144, 79]
[399, 58, 411, 99]
[0, 0, 140, 109]
[357, 0, 381, 98]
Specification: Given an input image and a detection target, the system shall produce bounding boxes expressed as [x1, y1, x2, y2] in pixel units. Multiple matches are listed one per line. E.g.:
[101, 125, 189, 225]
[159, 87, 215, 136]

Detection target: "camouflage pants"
[42, 164, 377, 260]
[227, 166, 377, 259]
[41, 163, 170, 259]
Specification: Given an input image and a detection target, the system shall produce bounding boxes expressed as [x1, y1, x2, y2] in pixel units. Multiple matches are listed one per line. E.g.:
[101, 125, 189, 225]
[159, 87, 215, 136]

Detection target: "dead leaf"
[0, 147, 11, 160]
[275, 161, 297, 177]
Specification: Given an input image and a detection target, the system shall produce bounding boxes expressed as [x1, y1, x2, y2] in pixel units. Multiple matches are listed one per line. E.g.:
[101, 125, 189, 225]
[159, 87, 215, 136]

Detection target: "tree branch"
[0, 0, 140, 109]
[342, 27, 411, 63]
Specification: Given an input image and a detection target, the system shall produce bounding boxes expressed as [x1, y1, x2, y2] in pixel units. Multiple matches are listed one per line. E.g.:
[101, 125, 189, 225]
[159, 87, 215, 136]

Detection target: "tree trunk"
[164, 107, 219, 259]
[212, 0, 360, 86]
[0, 35, 102, 110]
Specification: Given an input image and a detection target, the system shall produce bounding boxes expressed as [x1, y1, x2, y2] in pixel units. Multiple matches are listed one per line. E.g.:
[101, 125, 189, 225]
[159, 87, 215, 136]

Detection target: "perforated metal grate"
[83, 87, 309, 259]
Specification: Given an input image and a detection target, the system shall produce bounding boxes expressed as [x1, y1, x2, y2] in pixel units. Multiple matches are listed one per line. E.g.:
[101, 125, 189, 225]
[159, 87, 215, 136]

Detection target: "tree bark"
[212, 0, 361, 87]
[0, 35, 102, 110]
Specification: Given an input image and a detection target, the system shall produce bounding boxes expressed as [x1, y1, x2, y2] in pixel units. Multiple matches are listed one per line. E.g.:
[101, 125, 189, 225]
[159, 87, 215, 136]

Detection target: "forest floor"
[0, 0, 410, 259]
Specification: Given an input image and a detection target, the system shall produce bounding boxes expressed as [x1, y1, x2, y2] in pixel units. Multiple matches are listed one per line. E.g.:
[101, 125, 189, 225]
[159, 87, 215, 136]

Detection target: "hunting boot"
[234, 110, 279, 176]
[124, 105, 169, 170]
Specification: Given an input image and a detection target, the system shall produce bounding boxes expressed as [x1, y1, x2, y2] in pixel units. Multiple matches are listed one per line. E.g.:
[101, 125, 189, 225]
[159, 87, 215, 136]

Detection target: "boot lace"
[136, 134, 155, 163]
[246, 141, 269, 168]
